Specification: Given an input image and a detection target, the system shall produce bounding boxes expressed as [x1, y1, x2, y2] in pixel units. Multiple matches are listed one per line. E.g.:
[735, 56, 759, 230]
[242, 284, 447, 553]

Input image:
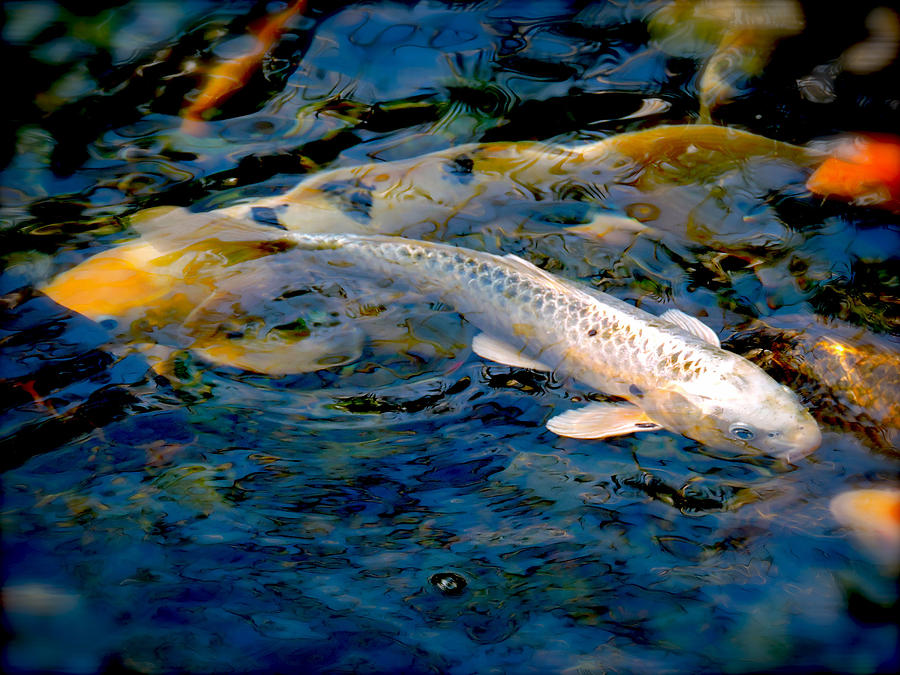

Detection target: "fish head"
[641, 356, 821, 461]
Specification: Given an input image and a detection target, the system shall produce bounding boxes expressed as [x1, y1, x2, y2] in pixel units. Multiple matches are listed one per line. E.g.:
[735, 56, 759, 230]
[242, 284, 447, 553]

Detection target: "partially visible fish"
[840, 7, 900, 75]
[798, 7, 900, 102]
[255, 231, 820, 460]
[181, 0, 307, 130]
[212, 124, 897, 248]
[217, 124, 822, 240]
[733, 316, 900, 452]
[806, 135, 900, 210]
[39, 211, 365, 377]
[648, 0, 804, 121]
[830, 489, 900, 567]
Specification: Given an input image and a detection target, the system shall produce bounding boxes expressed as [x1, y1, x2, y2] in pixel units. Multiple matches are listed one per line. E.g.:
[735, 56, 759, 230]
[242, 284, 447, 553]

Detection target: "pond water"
[2, 1, 899, 673]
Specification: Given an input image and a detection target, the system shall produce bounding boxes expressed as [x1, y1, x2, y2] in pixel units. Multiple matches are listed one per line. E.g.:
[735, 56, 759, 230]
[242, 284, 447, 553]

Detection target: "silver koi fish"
[277, 231, 821, 461]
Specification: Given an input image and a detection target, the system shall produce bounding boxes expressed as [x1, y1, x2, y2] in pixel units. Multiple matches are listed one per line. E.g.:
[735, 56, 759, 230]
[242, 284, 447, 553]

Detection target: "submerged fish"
[181, 0, 307, 129]
[217, 124, 822, 238]
[733, 317, 900, 452]
[260, 231, 820, 460]
[830, 489, 900, 567]
[215, 124, 900, 255]
[806, 135, 900, 210]
[648, 0, 804, 121]
[38, 212, 367, 377]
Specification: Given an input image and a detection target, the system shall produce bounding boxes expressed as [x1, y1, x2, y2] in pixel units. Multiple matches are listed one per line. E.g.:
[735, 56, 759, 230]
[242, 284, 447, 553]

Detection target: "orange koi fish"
[830, 489, 900, 567]
[806, 135, 900, 210]
[181, 0, 306, 128]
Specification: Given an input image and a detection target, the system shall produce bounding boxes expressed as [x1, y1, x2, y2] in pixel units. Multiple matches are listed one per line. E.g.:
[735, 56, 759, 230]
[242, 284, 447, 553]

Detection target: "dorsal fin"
[659, 309, 720, 347]
[502, 254, 573, 293]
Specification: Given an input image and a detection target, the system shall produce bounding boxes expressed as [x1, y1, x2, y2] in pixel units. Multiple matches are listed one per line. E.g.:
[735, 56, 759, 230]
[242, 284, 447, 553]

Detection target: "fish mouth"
[771, 421, 822, 463]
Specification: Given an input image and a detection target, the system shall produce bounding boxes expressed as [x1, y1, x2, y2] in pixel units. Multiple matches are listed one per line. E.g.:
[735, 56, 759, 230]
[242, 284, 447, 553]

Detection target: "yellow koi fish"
[40, 211, 365, 377]
[649, 0, 804, 121]
[216, 124, 820, 237]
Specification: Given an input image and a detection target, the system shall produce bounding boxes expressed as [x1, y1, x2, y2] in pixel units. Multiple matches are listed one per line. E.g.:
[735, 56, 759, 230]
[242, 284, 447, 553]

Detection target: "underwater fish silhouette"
[648, 0, 805, 122]
[214, 125, 900, 248]
[216, 124, 823, 237]
[39, 211, 366, 377]
[830, 488, 900, 567]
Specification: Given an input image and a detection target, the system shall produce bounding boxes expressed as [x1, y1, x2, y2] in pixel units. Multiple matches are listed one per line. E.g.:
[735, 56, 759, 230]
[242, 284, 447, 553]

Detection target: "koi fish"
[214, 124, 897, 244]
[39, 210, 366, 377]
[830, 489, 900, 567]
[798, 7, 900, 102]
[733, 317, 900, 452]
[181, 0, 306, 129]
[41, 209, 820, 457]
[259, 231, 820, 460]
[648, 0, 804, 121]
[216, 124, 821, 239]
[806, 135, 900, 210]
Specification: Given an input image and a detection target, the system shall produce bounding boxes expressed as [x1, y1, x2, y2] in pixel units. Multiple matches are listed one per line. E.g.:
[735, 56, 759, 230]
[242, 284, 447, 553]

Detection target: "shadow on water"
[2, 1, 900, 673]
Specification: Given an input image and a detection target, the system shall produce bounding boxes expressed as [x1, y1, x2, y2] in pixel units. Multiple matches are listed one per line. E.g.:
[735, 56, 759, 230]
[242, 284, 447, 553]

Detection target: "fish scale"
[286, 232, 726, 396]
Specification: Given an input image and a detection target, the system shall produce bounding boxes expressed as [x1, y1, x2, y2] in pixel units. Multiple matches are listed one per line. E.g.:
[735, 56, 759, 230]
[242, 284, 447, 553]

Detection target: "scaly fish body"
[279, 231, 820, 460]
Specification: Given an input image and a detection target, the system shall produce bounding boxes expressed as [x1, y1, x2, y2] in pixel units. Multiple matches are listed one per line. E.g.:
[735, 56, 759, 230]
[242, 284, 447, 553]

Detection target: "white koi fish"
[269, 231, 821, 460]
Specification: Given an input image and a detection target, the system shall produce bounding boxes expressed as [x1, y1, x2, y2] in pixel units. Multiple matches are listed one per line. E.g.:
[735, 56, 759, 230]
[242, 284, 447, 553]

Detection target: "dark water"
[2, 1, 899, 673]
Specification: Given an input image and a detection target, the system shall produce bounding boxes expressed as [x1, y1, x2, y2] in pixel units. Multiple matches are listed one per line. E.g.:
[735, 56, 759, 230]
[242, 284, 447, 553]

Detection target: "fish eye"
[728, 423, 756, 441]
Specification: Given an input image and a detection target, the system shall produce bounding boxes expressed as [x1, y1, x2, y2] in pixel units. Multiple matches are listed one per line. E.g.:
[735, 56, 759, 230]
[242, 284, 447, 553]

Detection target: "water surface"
[2, 1, 899, 673]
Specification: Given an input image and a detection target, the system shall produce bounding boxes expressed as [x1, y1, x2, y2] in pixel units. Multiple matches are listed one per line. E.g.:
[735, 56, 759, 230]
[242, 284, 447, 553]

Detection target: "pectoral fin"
[659, 309, 720, 347]
[546, 402, 663, 439]
[471, 333, 553, 371]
